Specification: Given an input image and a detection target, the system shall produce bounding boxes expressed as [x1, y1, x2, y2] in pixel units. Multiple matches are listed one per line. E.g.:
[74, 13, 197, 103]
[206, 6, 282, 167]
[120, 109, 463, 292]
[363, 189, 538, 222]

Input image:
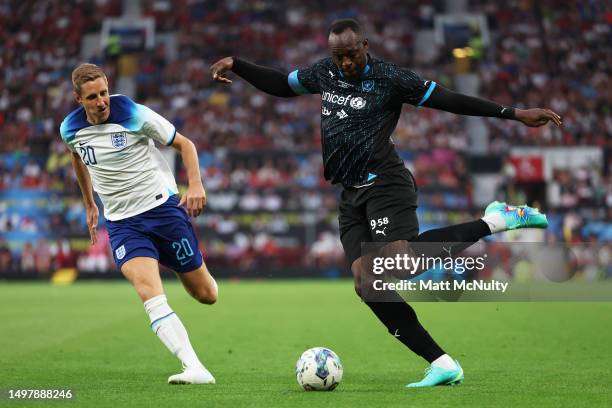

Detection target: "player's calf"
[189, 285, 218, 305]
[177, 264, 219, 305]
[144, 293, 215, 383]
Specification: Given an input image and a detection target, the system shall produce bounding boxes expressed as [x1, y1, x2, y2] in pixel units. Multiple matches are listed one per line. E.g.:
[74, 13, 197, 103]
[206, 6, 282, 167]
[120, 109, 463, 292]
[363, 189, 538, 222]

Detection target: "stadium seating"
[0, 0, 609, 275]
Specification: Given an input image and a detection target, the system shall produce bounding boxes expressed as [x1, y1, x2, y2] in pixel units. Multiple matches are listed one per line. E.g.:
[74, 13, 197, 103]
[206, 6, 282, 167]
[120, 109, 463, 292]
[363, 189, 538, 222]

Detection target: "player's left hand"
[179, 184, 207, 217]
[86, 204, 99, 245]
[515, 108, 562, 127]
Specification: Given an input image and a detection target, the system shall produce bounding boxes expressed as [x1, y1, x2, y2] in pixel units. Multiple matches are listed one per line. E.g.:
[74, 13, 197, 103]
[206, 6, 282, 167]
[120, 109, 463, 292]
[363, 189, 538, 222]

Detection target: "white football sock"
[431, 354, 457, 370]
[144, 294, 203, 370]
[481, 212, 507, 234]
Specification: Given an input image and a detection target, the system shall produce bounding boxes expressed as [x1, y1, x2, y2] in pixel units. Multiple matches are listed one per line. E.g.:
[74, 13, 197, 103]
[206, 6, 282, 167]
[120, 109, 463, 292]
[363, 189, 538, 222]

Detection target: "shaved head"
[327, 18, 365, 40]
[327, 19, 369, 79]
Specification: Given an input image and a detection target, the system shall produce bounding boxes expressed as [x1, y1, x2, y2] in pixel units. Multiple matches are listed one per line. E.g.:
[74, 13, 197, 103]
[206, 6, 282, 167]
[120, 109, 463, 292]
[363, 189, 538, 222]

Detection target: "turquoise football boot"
[484, 201, 548, 230]
[406, 360, 464, 388]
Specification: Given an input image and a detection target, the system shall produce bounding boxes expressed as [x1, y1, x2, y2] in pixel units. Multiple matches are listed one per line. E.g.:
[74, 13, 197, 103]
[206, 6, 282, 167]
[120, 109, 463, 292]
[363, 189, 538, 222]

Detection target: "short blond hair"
[72, 63, 107, 95]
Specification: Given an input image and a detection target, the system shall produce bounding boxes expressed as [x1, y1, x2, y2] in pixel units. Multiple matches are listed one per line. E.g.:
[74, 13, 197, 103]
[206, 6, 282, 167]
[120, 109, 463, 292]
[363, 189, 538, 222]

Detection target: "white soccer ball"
[295, 347, 343, 391]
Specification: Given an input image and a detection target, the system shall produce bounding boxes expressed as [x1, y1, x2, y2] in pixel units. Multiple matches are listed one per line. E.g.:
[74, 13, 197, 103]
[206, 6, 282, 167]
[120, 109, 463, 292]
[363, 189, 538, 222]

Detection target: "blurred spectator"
[34, 238, 52, 273]
[0, 239, 13, 271]
[20, 242, 36, 272]
[310, 231, 344, 267]
[77, 228, 111, 273]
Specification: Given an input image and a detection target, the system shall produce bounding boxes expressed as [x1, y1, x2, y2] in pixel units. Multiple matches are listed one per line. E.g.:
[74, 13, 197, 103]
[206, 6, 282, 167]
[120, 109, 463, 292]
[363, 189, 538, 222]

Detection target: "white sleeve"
[137, 104, 177, 145]
[64, 140, 77, 153]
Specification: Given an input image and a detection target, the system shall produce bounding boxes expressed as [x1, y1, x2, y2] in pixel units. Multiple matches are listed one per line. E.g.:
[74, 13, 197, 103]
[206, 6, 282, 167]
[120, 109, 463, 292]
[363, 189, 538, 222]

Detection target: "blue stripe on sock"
[150, 311, 175, 329]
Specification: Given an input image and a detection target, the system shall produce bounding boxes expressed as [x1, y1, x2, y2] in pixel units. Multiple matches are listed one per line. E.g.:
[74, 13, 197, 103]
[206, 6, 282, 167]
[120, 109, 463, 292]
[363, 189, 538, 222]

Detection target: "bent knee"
[193, 287, 218, 305]
[354, 282, 363, 299]
[353, 272, 365, 299]
[380, 239, 411, 258]
[352, 257, 364, 299]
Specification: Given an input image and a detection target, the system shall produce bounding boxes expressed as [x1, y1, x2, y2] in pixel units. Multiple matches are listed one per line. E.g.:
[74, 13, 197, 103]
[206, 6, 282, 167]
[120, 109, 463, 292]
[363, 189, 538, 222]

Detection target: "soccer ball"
[295, 347, 343, 391]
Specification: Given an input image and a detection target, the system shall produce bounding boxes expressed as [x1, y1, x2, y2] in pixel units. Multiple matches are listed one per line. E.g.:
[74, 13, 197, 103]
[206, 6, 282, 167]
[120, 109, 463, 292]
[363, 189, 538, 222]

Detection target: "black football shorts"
[338, 169, 420, 266]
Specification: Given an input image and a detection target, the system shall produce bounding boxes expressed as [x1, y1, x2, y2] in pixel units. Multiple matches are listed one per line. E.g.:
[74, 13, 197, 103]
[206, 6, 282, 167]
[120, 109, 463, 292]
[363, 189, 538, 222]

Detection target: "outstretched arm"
[422, 85, 562, 127]
[210, 57, 298, 97]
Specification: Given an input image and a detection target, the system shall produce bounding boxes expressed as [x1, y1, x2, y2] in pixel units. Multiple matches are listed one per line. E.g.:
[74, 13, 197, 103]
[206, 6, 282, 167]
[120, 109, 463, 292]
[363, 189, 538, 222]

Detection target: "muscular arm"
[71, 152, 98, 244]
[71, 152, 96, 208]
[422, 85, 516, 119]
[170, 132, 206, 217]
[211, 57, 298, 97]
[422, 85, 562, 127]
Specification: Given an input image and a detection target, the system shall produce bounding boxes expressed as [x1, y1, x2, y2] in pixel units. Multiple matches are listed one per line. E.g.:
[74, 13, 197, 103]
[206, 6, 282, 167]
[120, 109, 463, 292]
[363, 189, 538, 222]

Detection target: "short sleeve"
[59, 127, 76, 153]
[59, 112, 81, 153]
[64, 141, 76, 153]
[288, 60, 325, 95]
[389, 66, 437, 107]
[137, 104, 177, 145]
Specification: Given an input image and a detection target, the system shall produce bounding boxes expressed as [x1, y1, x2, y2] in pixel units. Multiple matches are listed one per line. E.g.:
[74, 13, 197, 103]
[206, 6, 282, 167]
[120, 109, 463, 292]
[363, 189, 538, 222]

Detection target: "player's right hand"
[515, 108, 562, 127]
[179, 183, 207, 218]
[210, 57, 234, 84]
[86, 204, 99, 245]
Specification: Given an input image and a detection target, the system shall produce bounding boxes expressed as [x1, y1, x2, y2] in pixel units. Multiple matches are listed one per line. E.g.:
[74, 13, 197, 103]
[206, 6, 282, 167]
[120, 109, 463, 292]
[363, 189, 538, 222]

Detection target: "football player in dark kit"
[211, 19, 561, 387]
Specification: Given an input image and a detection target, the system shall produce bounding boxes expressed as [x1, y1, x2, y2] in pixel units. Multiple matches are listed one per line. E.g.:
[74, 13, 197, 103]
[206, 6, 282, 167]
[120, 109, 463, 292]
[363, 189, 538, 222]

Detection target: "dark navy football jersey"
[287, 56, 436, 187]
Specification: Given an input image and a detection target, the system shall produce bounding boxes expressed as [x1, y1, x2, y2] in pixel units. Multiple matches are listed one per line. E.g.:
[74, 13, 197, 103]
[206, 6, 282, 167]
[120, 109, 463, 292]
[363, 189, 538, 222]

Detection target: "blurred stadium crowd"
[0, 0, 610, 277]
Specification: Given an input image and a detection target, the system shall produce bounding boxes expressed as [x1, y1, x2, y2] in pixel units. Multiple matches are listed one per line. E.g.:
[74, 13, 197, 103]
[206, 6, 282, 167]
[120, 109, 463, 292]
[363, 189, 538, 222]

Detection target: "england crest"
[115, 245, 126, 260]
[111, 132, 127, 148]
[361, 80, 374, 92]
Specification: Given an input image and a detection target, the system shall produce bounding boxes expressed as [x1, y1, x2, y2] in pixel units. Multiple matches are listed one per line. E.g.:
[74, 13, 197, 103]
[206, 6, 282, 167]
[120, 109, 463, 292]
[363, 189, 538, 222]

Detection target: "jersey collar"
[337, 54, 372, 79]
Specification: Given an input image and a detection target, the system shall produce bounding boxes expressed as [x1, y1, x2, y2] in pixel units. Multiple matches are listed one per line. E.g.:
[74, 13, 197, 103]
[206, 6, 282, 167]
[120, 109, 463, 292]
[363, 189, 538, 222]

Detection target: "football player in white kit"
[60, 63, 217, 384]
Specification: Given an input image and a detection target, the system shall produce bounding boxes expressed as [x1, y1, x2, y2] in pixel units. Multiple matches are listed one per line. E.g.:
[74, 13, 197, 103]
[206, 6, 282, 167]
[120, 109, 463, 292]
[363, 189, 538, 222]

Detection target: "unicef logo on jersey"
[350, 97, 367, 110]
[111, 132, 127, 149]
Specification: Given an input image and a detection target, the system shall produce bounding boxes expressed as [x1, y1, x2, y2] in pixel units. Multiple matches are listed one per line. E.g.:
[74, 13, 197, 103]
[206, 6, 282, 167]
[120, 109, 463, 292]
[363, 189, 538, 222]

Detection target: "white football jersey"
[60, 94, 179, 221]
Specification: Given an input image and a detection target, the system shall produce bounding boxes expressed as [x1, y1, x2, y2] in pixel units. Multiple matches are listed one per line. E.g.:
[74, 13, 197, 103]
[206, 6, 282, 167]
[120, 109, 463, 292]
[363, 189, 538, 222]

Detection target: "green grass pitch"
[1, 280, 611, 407]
